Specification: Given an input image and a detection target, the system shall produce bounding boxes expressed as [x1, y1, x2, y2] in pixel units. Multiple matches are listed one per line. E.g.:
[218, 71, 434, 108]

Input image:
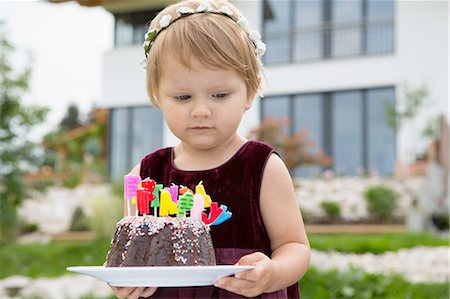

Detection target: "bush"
[363, 185, 399, 220]
[88, 193, 123, 239]
[69, 206, 90, 232]
[63, 173, 82, 189]
[320, 201, 341, 219]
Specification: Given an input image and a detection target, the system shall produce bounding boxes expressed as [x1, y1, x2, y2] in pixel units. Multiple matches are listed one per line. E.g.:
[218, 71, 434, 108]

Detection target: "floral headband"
[143, 0, 266, 64]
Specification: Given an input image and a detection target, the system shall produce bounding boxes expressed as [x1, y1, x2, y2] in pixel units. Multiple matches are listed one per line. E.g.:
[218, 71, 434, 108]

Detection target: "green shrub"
[320, 201, 341, 219]
[363, 185, 399, 220]
[63, 174, 82, 189]
[18, 221, 39, 234]
[88, 193, 123, 239]
[69, 206, 90, 232]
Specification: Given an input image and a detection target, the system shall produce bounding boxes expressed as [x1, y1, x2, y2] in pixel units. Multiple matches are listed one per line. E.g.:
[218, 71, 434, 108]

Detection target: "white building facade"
[98, 0, 448, 180]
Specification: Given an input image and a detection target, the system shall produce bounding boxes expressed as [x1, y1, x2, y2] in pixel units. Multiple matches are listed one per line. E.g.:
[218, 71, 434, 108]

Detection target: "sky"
[1, 0, 114, 138]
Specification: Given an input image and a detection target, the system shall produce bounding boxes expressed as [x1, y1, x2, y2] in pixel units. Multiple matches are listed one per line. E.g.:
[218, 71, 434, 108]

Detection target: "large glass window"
[261, 87, 396, 176]
[263, 0, 395, 64]
[332, 91, 363, 175]
[263, 1, 291, 64]
[367, 88, 396, 175]
[331, 0, 362, 57]
[109, 106, 163, 181]
[293, 94, 323, 177]
[115, 10, 159, 47]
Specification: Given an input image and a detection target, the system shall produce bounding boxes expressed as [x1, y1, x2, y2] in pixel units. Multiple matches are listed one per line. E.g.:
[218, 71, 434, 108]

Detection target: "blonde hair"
[145, 0, 263, 107]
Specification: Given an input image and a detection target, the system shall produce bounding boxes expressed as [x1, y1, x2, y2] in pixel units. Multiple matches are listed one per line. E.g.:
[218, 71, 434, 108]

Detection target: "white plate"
[66, 265, 254, 287]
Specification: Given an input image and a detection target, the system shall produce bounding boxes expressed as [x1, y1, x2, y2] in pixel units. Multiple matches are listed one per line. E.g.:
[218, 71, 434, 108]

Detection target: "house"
[50, 0, 449, 181]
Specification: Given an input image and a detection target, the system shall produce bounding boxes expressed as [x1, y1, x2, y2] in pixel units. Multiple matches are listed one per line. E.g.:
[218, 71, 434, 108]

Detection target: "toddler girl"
[112, 0, 310, 298]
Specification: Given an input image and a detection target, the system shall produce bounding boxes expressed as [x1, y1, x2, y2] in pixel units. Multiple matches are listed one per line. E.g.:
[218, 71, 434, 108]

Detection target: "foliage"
[63, 172, 82, 189]
[308, 233, 448, 254]
[363, 185, 399, 220]
[88, 193, 123, 239]
[320, 201, 341, 219]
[384, 85, 429, 131]
[69, 207, 91, 232]
[0, 238, 111, 279]
[248, 117, 332, 174]
[0, 22, 49, 241]
[301, 267, 449, 299]
[42, 107, 108, 186]
[59, 103, 81, 130]
[431, 212, 450, 231]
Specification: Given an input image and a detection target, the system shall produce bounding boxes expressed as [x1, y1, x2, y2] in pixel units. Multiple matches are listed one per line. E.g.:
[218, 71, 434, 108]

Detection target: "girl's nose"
[191, 100, 211, 118]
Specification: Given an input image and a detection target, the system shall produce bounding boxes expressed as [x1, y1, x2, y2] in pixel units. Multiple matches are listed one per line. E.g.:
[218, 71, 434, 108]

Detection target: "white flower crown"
[143, 1, 266, 64]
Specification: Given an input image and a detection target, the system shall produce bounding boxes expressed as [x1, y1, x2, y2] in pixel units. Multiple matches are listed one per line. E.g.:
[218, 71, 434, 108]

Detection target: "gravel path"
[1, 246, 448, 298]
[311, 246, 449, 283]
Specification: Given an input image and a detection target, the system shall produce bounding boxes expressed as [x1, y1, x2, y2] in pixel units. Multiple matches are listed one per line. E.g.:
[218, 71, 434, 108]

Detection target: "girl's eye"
[174, 95, 191, 101]
[212, 93, 229, 99]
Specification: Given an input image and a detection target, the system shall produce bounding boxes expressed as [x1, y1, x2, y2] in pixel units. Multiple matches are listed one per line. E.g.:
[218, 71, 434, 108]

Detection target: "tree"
[59, 103, 81, 130]
[0, 21, 49, 241]
[248, 117, 332, 175]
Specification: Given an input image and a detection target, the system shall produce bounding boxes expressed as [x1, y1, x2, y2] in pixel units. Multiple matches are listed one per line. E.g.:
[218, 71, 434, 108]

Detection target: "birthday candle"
[201, 202, 223, 225]
[195, 181, 212, 208]
[177, 192, 194, 218]
[170, 184, 179, 204]
[191, 193, 205, 220]
[160, 189, 178, 217]
[124, 174, 141, 216]
[211, 204, 232, 225]
[152, 184, 163, 216]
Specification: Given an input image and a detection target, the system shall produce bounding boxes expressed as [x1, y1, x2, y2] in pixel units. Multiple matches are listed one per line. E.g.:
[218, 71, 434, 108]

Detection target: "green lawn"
[0, 238, 111, 279]
[1, 233, 448, 299]
[301, 267, 449, 299]
[309, 232, 449, 254]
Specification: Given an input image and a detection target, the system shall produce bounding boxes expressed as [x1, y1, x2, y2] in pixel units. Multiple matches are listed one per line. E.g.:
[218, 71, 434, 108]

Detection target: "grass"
[0, 238, 111, 279]
[1, 232, 448, 299]
[309, 232, 449, 254]
[301, 267, 449, 299]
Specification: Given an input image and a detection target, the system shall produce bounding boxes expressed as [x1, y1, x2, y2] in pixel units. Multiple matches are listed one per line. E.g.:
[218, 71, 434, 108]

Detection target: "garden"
[1, 26, 449, 298]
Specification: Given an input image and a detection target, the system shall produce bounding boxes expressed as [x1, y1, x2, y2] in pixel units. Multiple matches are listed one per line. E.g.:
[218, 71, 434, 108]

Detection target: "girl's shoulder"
[140, 147, 173, 176]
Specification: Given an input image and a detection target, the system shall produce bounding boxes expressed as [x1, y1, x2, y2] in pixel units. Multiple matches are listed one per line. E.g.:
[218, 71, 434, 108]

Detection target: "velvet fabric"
[139, 141, 300, 298]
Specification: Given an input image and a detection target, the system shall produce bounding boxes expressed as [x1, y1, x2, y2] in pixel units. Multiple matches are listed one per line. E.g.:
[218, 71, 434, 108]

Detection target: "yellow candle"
[195, 181, 212, 208]
[160, 189, 178, 216]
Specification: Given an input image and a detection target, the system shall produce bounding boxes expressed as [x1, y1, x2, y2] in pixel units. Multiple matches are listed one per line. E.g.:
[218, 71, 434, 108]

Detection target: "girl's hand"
[110, 286, 157, 299]
[214, 252, 280, 297]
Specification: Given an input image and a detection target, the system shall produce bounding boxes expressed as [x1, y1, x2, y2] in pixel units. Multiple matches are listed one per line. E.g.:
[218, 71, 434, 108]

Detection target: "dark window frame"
[262, 0, 395, 64]
[260, 86, 396, 176]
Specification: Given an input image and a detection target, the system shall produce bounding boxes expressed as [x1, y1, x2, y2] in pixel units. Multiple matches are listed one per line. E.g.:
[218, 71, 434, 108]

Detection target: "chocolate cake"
[106, 215, 216, 267]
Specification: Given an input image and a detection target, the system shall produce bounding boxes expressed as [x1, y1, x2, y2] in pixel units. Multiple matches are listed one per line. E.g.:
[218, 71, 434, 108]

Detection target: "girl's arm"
[214, 153, 310, 296]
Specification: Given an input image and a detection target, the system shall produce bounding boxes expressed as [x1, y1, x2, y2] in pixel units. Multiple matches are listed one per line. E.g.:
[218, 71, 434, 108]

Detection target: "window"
[109, 106, 163, 181]
[115, 10, 160, 47]
[263, 0, 395, 64]
[261, 87, 396, 176]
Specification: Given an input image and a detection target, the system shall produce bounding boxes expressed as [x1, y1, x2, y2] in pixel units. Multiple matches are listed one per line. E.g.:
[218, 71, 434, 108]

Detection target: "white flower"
[159, 14, 172, 28]
[197, 0, 212, 12]
[236, 15, 248, 29]
[248, 30, 261, 43]
[219, 5, 233, 17]
[143, 40, 150, 49]
[176, 6, 195, 16]
[255, 40, 266, 57]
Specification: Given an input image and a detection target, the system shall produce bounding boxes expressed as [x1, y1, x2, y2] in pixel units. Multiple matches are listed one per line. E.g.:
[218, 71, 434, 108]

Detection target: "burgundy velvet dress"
[139, 140, 300, 299]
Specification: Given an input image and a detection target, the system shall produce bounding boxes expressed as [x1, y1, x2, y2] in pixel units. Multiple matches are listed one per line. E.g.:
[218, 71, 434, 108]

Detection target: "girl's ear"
[245, 91, 257, 110]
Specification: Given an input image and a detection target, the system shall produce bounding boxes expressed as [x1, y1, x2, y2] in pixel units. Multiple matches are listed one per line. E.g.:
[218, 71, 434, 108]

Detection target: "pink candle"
[170, 184, 179, 204]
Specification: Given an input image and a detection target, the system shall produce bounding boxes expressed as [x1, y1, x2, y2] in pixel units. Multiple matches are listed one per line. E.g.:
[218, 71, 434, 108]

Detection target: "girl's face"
[156, 57, 253, 150]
